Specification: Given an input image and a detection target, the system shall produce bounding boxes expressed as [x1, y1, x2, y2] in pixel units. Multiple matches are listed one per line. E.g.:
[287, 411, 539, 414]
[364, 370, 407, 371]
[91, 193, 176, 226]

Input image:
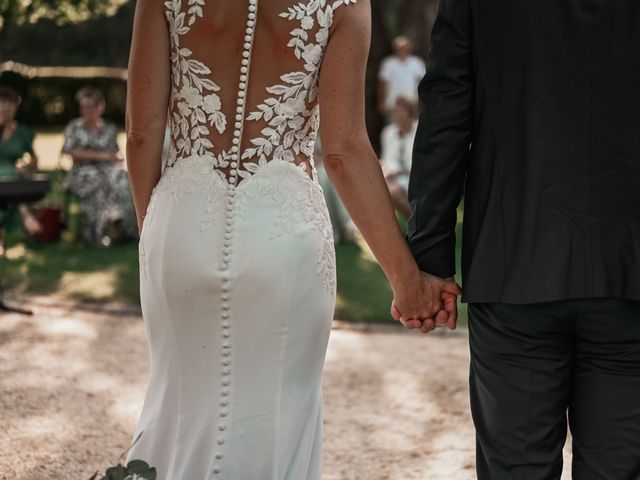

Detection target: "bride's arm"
[126, 0, 171, 232]
[319, 0, 460, 327]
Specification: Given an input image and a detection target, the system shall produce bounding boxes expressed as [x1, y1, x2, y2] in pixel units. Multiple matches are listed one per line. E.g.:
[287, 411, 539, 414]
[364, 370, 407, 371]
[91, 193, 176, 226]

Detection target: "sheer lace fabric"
[164, 0, 356, 183]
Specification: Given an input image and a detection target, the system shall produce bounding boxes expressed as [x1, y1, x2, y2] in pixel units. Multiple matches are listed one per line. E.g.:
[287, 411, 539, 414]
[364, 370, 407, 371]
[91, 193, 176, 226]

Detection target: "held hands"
[390, 272, 462, 334]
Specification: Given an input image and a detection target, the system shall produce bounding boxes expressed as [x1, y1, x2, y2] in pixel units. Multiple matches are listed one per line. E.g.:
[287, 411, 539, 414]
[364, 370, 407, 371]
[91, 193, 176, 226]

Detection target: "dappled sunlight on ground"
[59, 269, 120, 300]
[0, 298, 572, 479]
[322, 325, 477, 479]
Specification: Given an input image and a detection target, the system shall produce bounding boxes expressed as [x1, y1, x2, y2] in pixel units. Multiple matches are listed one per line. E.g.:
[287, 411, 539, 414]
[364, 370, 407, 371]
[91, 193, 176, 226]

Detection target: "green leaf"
[105, 464, 127, 480]
[123, 460, 157, 480]
[126, 459, 150, 473]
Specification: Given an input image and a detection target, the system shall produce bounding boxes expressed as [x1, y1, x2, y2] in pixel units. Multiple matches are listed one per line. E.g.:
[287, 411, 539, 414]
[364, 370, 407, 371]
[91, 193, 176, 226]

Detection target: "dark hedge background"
[1, 0, 438, 149]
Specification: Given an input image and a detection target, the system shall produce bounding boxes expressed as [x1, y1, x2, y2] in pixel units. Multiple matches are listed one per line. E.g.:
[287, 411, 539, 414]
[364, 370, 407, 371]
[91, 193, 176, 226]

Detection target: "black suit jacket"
[407, 0, 640, 303]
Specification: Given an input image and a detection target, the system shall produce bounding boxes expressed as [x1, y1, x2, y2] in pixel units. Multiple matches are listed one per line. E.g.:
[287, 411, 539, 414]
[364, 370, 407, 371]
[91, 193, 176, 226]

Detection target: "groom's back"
[473, 0, 640, 146]
[461, 0, 640, 301]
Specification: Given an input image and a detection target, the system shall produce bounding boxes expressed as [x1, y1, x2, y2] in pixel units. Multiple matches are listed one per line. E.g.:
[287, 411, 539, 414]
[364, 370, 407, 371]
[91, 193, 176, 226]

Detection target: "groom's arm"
[407, 0, 474, 279]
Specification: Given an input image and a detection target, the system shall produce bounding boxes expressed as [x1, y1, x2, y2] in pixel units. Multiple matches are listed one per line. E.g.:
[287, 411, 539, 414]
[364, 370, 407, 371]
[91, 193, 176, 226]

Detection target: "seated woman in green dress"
[62, 86, 137, 246]
[0, 85, 43, 237]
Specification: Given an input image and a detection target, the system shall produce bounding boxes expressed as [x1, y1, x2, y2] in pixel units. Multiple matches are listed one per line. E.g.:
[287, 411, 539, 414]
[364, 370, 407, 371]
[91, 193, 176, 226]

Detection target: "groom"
[397, 0, 640, 478]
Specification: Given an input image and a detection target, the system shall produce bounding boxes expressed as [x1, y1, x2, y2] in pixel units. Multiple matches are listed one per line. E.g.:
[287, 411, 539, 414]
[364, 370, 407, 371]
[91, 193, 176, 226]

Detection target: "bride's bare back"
[128, 0, 371, 193]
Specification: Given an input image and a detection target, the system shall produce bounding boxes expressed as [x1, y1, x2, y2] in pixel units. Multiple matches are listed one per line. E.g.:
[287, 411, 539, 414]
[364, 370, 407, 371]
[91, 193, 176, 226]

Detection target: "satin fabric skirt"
[126, 158, 336, 479]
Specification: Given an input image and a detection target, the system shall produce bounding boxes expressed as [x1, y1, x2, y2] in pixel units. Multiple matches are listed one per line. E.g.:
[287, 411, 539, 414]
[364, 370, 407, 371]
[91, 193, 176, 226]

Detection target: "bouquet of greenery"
[88, 460, 156, 480]
[88, 432, 156, 480]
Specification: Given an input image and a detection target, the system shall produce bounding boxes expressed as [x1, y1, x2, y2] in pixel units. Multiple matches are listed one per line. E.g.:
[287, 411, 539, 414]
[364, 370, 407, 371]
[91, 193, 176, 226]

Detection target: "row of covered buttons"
[227, 0, 257, 187]
[211, 0, 258, 476]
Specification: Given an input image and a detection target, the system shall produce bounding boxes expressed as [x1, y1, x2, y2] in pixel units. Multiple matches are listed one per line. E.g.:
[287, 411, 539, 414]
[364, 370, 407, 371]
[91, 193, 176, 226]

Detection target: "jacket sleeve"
[406, 0, 474, 278]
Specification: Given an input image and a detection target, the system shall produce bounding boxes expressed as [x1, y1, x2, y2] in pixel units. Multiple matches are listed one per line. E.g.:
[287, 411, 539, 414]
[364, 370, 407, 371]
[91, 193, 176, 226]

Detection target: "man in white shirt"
[378, 36, 426, 119]
[380, 97, 418, 219]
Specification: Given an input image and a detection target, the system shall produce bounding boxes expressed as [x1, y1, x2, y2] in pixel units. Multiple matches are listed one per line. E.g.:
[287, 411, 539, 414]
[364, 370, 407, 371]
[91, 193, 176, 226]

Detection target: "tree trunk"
[365, 0, 394, 153]
[396, 0, 439, 57]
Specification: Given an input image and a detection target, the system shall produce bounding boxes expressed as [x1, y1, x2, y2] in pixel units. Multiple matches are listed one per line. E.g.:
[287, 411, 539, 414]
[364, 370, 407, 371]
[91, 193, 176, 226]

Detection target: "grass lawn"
[6, 129, 466, 323]
[2, 215, 466, 324]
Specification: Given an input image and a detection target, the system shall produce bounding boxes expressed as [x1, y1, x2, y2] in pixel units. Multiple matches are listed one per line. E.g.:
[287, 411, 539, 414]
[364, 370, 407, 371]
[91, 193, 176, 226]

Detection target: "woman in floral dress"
[62, 87, 137, 246]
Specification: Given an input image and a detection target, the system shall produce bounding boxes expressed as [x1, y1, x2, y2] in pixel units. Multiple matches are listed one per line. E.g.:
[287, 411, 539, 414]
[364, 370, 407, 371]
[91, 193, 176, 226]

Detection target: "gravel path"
[0, 296, 571, 479]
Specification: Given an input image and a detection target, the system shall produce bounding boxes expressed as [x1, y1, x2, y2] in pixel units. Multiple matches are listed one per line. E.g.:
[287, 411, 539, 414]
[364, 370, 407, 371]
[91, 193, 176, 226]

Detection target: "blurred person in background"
[378, 35, 425, 120]
[380, 97, 418, 219]
[0, 85, 43, 237]
[314, 139, 357, 244]
[62, 86, 137, 246]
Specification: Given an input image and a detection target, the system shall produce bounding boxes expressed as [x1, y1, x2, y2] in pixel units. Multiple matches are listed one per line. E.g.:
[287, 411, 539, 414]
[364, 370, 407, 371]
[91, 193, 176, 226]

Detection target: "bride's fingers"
[447, 312, 458, 330]
[434, 309, 448, 326]
[419, 318, 435, 334]
[402, 317, 423, 329]
[446, 305, 458, 330]
[441, 292, 458, 330]
[441, 281, 462, 296]
[426, 290, 442, 319]
[392, 301, 420, 330]
[390, 301, 401, 321]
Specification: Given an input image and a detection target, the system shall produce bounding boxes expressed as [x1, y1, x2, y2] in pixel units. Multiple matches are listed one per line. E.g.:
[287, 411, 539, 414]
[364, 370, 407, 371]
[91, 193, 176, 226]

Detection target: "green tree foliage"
[1, 0, 439, 129]
[1, 0, 134, 68]
[0, 0, 125, 30]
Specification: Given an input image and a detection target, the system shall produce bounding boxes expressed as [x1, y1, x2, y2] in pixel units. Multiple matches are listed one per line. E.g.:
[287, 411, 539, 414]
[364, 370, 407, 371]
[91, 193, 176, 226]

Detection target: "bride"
[125, 0, 460, 478]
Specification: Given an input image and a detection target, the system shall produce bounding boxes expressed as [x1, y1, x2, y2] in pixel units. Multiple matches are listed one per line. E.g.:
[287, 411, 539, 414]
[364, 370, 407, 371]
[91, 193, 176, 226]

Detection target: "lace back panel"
[164, 0, 356, 185]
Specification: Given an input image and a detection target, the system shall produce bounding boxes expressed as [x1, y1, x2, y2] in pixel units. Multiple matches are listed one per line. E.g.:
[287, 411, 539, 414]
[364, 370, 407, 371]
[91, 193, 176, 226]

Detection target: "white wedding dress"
[125, 0, 357, 478]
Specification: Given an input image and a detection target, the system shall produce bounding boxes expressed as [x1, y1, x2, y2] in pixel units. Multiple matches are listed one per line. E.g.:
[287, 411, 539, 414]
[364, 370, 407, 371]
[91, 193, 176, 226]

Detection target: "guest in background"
[314, 139, 357, 244]
[0, 85, 43, 237]
[62, 86, 137, 246]
[380, 97, 418, 219]
[378, 36, 425, 120]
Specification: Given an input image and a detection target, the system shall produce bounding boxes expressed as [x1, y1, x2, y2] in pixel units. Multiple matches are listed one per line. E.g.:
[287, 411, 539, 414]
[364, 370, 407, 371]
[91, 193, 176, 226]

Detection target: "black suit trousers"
[469, 299, 640, 480]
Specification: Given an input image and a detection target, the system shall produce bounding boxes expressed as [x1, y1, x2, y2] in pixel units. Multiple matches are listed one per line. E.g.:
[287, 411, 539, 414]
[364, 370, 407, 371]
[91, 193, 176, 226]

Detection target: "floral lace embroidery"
[269, 183, 336, 293]
[163, 155, 230, 232]
[243, 161, 337, 292]
[165, 0, 228, 169]
[241, 0, 355, 180]
[165, 0, 357, 180]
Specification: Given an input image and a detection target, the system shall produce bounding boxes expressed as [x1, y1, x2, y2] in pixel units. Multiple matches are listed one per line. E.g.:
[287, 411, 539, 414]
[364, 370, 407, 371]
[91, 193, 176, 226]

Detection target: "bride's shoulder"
[131, 0, 166, 22]
[327, 0, 370, 34]
[331, 0, 370, 18]
[135, 0, 164, 11]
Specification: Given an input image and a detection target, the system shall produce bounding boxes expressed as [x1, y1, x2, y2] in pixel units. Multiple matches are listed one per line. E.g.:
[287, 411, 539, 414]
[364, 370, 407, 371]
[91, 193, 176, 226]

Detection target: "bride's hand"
[390, 299, 428, 330]
[390, 272, 461, 332]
